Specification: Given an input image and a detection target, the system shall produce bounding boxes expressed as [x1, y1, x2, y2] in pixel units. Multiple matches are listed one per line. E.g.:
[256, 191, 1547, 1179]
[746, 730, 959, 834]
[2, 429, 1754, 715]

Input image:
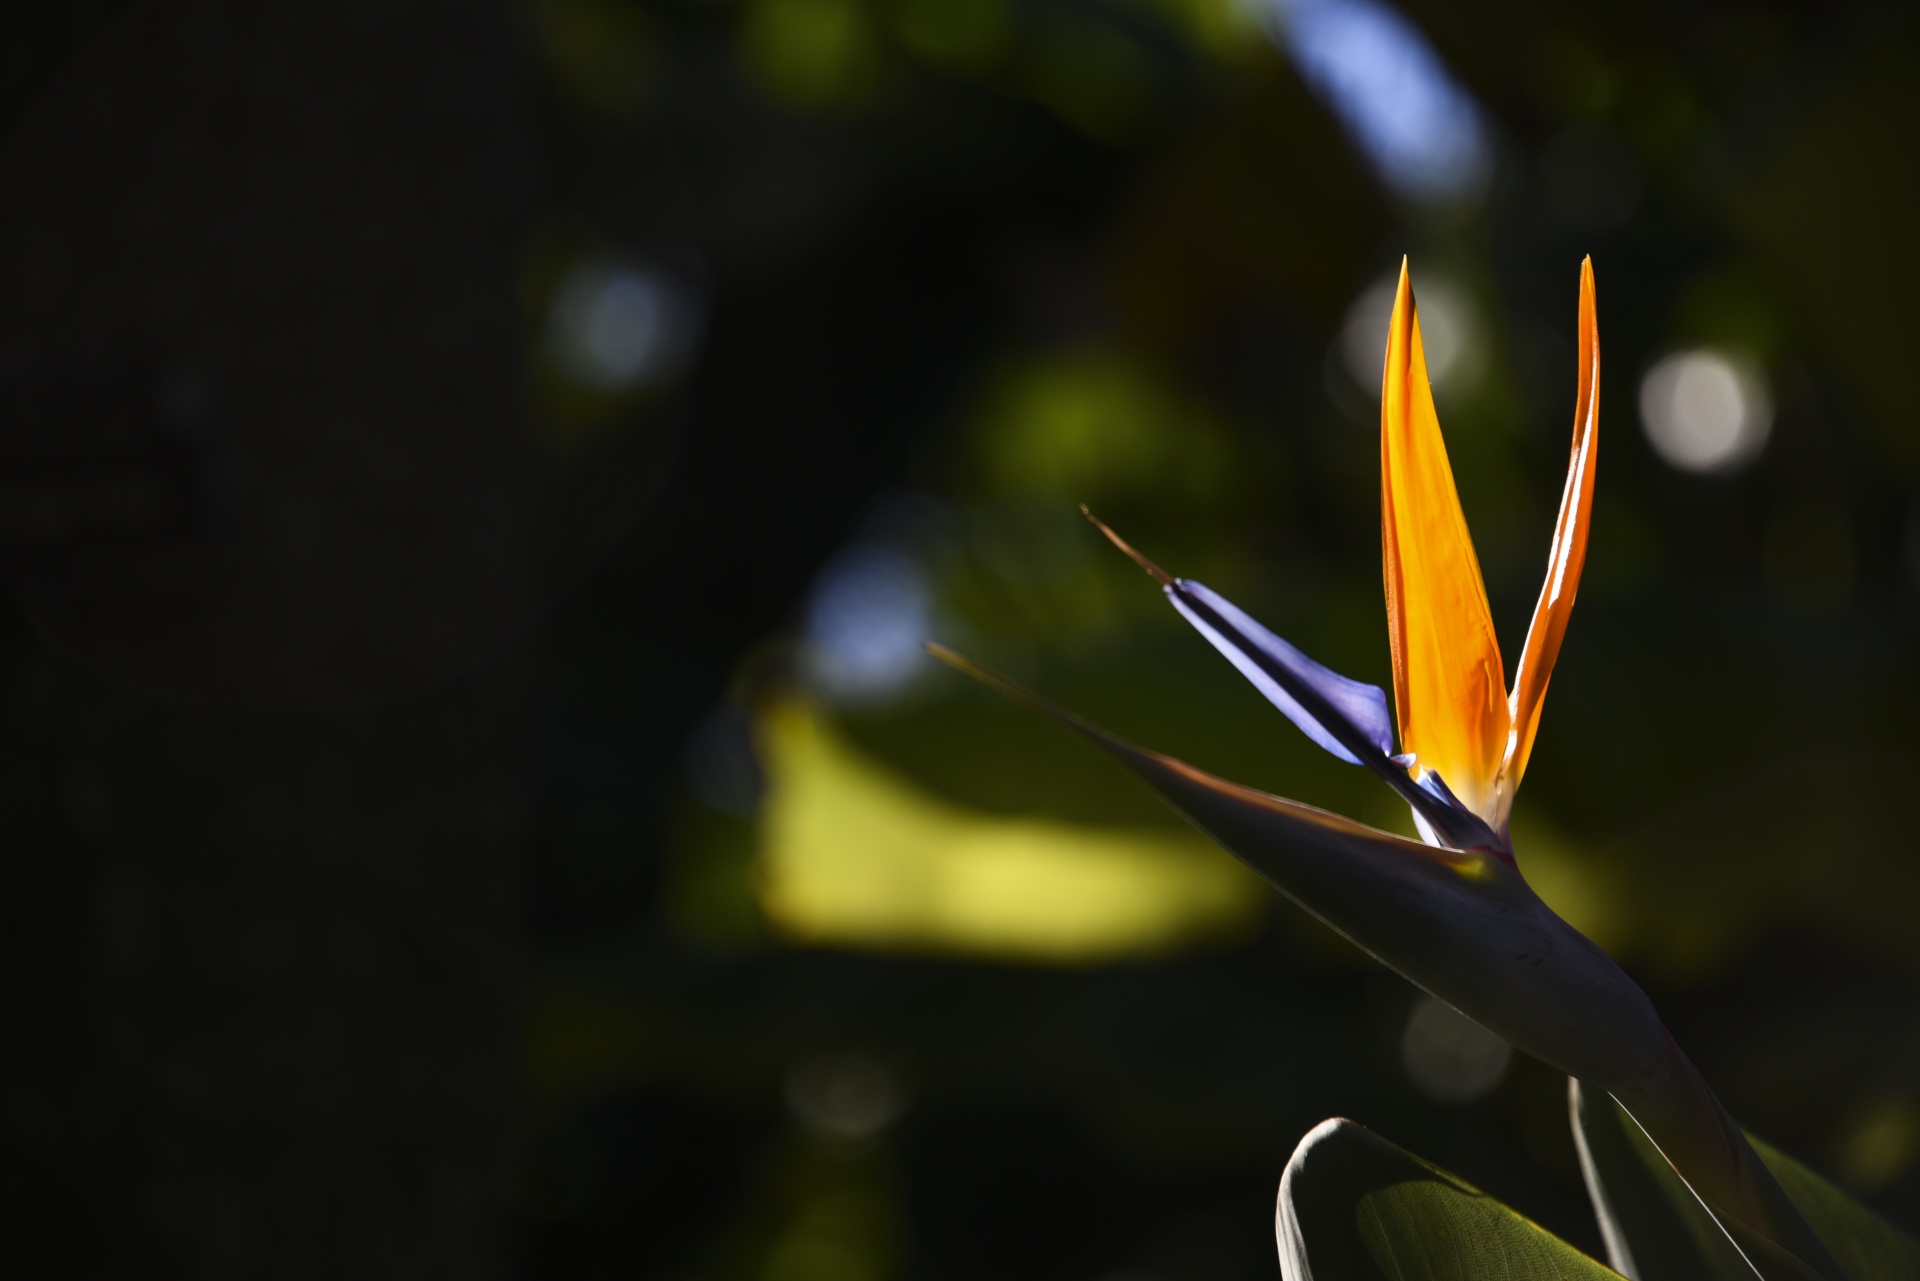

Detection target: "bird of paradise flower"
[931, 260, 1866, 1280]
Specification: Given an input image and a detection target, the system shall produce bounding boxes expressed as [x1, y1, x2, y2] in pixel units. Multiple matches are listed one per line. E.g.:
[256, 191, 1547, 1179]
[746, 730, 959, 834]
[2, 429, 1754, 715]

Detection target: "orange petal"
[1381, 259, 1508, 820]
[1499, 257, 1599, 814]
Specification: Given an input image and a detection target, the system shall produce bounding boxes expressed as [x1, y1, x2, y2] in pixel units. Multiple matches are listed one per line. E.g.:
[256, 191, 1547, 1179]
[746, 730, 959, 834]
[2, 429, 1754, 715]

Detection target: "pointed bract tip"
[1081, 506, 1173, 586]
[1391, 258, 1416, 325]
[925, 642, 1072, 726]
[925, 641, 973, 673]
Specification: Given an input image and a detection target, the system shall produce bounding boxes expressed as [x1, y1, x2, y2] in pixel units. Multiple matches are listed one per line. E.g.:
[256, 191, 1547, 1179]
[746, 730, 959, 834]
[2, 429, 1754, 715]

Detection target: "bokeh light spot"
[1839, 1096, 1920, 1190]
[1638, 348, 1772, 473]
[801, 545, 934, 703]
[1259, 0, 1492, 204]
[1400, 995, 1511, 1103]
[546, 259, 701, 392]
[740, 0, 880, 106]
[785, 1052, 912, 1142]
[1341, 271, 1483, 395]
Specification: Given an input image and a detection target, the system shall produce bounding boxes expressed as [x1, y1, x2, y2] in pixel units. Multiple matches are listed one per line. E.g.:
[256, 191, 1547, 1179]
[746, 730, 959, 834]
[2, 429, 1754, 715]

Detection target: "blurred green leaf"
[1754, 1136, 1920, 1281]
[1573, 1081, 1920, 1281]
[751, 697, 1265, 962]
[1279, 1116, 1622, 1280]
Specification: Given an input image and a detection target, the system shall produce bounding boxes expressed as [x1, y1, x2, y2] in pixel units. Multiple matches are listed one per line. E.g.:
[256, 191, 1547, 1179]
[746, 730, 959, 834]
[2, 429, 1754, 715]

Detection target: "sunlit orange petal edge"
[1497, 256, 1599, 825]
[1380, 258, 1508, 822]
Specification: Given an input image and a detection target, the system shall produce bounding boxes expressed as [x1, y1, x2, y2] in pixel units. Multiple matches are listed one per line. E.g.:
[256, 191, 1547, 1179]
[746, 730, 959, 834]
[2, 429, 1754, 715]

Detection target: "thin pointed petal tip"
[1388, 259, 1414, 352]
[927, 642, 1092, 736]
[926, 641, 992, 686]
[1082, 506, 1174, 586]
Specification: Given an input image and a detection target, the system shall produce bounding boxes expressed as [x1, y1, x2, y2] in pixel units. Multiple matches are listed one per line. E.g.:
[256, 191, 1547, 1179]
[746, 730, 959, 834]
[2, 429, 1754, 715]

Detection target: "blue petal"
[1165, 580, 1501, 852]
[1168, 580, 1396, 766]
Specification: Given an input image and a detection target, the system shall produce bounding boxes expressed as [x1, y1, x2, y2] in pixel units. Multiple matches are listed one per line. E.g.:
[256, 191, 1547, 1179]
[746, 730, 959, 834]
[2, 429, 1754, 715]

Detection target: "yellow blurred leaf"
[754, 698, 1264, 963]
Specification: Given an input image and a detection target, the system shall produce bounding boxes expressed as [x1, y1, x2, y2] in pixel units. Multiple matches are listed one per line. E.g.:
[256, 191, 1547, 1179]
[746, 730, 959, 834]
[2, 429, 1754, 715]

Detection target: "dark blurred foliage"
[1, 0, 1918, 1277]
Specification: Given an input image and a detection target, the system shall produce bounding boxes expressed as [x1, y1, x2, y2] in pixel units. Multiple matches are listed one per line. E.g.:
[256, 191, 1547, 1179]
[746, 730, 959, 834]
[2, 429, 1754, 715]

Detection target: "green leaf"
[1571, 1079, 1757, 1280]
[1279, 1116, 1623, 1281]
[1574, 1080, 1920, 1281]
[1751, 1136, 1920, 1281]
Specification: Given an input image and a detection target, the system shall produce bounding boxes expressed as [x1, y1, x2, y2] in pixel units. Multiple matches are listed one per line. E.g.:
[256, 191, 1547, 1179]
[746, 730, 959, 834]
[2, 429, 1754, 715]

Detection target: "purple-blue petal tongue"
[1167, 580, 1395, 766]
[1165, 579, 1503, 853]
[1074, 507, 1499, 850]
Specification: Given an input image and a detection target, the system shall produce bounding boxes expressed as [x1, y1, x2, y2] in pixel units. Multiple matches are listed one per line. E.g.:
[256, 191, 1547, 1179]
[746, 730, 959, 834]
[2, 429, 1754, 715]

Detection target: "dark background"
[2, 0, 1919, 1276]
